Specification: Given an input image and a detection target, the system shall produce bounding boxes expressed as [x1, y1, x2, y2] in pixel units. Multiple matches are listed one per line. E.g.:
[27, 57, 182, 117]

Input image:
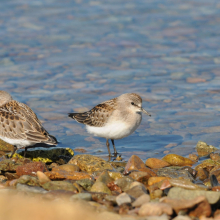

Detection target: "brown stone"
[132, 194, 150, 207]
[42, 181, 78, 192]
[160, 179, 172, 190]
[196, 141, 217, 157]
[96, 170, 114, 185]
[90, 181, 111, 195]
[150, 189, 163, 200]
[16, 162, 47, 177]
[188, 154, 199, 162]
[0, 158, 31, 172]
[68, 154, 114, 173]
[210, 153, 220, 161]
[196, 168, 209, 181]
[129, 171, 152, 185]
[44, 170, 92, 180]
[148, 177, 170, 186]
[188, 199, 211, 218]
[214, 209, 220, 218]
[212, 186, 220, 191]
[107, 182, 122, 193]
[139, 202, 173, 216]
[0, 139, 14, 153]
[169, 179, 203, 190]
[145, 158, 170, 169]
[4, 172, 19, 180]
[162, 154, 195, 166]
[125, 185, 147, 199]
[52, 164, 80, 172]
[195, 159, 220, 172]
[124, 155, 156, 176]
[36, 171, 51, 185]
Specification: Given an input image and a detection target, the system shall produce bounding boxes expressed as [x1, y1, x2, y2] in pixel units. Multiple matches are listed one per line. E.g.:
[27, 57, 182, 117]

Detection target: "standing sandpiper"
[68, 93, 151, 156]
[0, 90, 57, 157]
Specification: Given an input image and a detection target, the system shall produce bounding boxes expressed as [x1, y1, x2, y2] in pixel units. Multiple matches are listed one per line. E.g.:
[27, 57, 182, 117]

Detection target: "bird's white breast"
[86, 113, 142, 140]
[0, 136, 34, 149]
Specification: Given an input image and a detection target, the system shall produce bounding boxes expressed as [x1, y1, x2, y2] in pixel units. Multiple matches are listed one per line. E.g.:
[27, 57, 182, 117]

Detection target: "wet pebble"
[124, 155, 156, 176]
[162, 154, 195, 166]
[157, 167, 194, 181]
[145, 158, 170, 169]
[196, 141, 217, 157]
[68, 154, 114, 173]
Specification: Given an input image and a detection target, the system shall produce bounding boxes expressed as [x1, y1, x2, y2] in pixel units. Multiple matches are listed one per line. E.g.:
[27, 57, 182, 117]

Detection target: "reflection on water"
[1, 0, 220, 160]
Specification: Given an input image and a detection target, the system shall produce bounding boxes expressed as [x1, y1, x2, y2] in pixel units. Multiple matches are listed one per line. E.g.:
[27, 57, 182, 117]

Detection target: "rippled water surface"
[1, 0, 220, 160]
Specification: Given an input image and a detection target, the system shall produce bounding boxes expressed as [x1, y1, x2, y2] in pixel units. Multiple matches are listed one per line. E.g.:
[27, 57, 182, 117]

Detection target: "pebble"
[52, 164, 80, 172]
[44, 170, 92, 180]
[168, 187, 220, 204]
[124, 155, 156, 176]
[70, 193, 92, 201]
[145, 158, 170, 169]
[16, 183, 47, 194]
[96, 170, 114, 185]
[132, 194, 150, 207]
[162, 154, 195, 166]
[42, 181, 78, 192]
[90, 181, 111, 195]
[148, 177, 170, 186]
[76, 178, 95, 191]
[196, 141, 217, 157]
[16, 175, 40, 186]
[16, 162, 47, 177]
[36, 171, 51, 185]
[125, 185, 147, 199]
[114, 177, 134, 192]
[157, 167, 194, 181]
[116, 193, 132, 206]
[129, 171, 152, 185]
[68, 154, 114, 173]
[138, 202, 173, 216]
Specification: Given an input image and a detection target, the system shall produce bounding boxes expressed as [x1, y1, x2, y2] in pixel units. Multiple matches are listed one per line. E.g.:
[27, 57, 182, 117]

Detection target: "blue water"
[1, 0, 220, 160]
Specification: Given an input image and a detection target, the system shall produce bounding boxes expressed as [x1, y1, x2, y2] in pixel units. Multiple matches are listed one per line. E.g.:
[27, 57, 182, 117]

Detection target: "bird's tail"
[47, 134, 58, 145]
[68, 112, 88, 124]
[68, 113, 78, 120]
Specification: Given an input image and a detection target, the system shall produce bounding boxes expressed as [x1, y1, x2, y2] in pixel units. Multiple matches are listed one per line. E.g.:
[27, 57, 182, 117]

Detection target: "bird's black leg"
[106, 139, 111, 157]
[24, 147, 28, 157]
[111, 139, 117, 156]
[10, 146, 17, 158]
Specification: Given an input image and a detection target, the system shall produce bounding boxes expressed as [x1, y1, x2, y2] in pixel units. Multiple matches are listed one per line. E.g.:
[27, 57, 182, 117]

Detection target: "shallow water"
[1, 0, 220, 160]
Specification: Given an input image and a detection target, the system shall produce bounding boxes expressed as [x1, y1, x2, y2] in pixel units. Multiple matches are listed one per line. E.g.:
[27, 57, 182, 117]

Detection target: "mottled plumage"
[68, 93, 151, 156]
[0, 91, 57, 157]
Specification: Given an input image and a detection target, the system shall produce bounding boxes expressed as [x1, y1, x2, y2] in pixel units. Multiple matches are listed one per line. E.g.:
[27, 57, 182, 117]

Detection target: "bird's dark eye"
[131, 102, 134, 105]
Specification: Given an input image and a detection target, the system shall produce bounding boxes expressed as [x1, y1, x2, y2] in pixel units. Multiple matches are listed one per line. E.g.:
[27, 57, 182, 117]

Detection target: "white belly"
[0, 136, 34, 149]
[86, 115, 142, 140]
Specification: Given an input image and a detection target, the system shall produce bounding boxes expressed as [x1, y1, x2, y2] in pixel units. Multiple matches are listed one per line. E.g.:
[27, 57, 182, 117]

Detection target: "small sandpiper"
[68, 93, 151, 156]
[0, 90, 57, 157]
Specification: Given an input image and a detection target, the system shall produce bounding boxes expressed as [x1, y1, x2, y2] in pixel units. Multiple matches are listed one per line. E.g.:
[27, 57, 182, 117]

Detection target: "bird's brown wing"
[0, 100, 57, 144]
[69, 98, 117, 127]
